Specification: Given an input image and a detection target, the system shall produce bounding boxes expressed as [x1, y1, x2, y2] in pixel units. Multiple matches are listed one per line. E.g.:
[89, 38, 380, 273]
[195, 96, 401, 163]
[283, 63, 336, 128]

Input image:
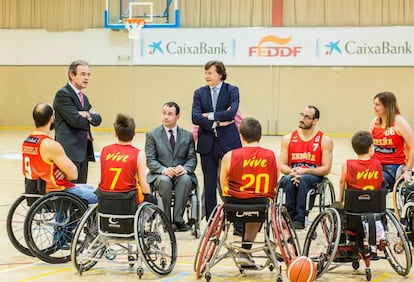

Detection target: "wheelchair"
[152, 182, 201, 238]
[303, 189, 412, 281]
[194, 197, 301, 282]
[393, 172, 414, 246]
[7, 178, 89, 263]
[71, 189, 177, 278]
[276, 176, 336, 228]
[391, 169, 413, 219]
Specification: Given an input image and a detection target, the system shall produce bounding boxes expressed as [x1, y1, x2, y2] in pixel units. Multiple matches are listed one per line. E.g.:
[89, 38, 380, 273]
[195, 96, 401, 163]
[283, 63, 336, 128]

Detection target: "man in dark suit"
[53, 60, 102, 183]
[192, 60, 242, 224]
[145, 102, 198, 232]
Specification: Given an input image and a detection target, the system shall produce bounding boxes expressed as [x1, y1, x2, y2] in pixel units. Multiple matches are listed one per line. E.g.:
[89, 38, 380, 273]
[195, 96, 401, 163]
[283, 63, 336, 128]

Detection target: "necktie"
[78, 92, 84, 108]
[169, 129, 175, 151]
[212, 87, 219, 111]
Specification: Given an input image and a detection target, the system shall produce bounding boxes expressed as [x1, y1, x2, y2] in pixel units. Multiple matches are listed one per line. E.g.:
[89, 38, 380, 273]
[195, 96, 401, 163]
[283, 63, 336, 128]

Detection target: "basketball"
[286, 256, 317, 282]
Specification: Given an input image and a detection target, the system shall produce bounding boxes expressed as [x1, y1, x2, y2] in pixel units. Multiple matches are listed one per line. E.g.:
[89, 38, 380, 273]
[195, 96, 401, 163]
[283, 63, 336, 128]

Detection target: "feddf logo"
[249, 35, 302, 57]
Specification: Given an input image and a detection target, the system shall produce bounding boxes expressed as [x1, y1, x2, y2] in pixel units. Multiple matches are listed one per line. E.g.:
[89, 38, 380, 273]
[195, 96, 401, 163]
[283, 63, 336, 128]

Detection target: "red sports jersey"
[99, 143, 144, 204]
[22, 134, 75, 193]
[288, 130, 323, 168]
[222, 147, 278, 199]
[345, 158, 383, 190]
[371, 119, 407, 165]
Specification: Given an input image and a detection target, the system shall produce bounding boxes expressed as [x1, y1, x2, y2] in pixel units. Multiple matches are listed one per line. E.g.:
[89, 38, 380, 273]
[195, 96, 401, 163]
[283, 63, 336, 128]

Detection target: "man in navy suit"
[192, 61, 242, 225]
[53, 60, 102, 183]
[146, 102, 198, 231]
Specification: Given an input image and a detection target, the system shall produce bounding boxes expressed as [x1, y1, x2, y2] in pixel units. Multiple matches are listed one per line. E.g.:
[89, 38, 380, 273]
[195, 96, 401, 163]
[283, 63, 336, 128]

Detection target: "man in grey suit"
[53, 60, 102, 183]
[145, 102, 198, 232]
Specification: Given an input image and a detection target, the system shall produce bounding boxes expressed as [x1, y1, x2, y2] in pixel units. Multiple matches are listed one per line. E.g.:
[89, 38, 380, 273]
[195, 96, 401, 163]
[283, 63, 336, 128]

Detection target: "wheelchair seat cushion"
[223, 197, 268, 223]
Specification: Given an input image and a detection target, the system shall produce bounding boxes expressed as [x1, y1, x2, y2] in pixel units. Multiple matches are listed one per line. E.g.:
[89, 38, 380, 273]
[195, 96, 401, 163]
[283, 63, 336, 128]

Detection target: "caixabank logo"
[148, 40, 228, 55]
[318, 39, 412, 56]
[248, 35, 302, 57]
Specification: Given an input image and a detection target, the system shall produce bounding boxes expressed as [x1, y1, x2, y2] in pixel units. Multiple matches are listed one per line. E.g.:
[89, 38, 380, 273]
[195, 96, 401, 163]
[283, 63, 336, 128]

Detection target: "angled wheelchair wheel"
[302, 208, 341, 278]
[194, 203, 225, 279]
[271, 204, 300, 265]
[392, 176, 410, 220]
[24, 192, 88, 263]
[7, 195, 41, 257]
[71, 204, 105, 274]
[383, 209, 412, 276]
[135, 202, 177, 276]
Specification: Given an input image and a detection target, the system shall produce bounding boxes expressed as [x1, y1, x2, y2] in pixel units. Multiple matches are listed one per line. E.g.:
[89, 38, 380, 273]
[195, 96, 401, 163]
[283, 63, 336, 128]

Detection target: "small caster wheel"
[365, 268, 371, 281]
[352, 260, 359, 270]
[205, 271, 212, 281]
[128, 255, 135, 267]
[137, 267, 144, 279]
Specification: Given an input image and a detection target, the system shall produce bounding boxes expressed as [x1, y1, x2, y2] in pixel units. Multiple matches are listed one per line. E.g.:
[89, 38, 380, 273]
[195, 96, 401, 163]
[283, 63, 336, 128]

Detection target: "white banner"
[1, 27, 414, 66]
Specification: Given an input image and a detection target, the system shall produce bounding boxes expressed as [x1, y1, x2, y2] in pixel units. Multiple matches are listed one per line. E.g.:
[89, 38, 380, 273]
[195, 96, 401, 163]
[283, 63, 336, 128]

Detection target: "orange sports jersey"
[22, 134, 75, 193]
[222, 147, 278, 199]
[288, 130, 323, 168]
[99, 143, 144, 204]
[345, 159, 383, 190]
[371, 119, 407, 165]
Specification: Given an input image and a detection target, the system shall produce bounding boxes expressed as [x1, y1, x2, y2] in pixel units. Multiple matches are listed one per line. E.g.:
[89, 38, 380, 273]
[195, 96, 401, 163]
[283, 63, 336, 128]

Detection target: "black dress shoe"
[175, 222, 191, 232]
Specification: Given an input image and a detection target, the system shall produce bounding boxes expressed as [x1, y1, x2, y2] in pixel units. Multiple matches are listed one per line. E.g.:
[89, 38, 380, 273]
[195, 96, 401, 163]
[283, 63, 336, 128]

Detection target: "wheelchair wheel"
[383, 209, 412, 276]
[318, 178, 336, 212]
[71, 204, 105, 274]
[302, 208, 341, 278]
[135, 202, 177, 276]
[271, 204, 300, 265]
[24, 192, 88, 263]
[392, 176, 409, 220]
[194, 203, 225, 279]
[7, 195, 40, 257]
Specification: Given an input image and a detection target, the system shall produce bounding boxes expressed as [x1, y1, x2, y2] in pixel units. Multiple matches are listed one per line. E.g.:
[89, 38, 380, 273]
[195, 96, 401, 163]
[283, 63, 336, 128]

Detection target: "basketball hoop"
[124, 18, 145, 40]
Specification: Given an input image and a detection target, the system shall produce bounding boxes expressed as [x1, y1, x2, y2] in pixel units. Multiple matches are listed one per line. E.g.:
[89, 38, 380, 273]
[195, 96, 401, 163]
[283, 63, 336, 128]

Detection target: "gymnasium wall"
[1, 0, 414, 136]
[2, 65, 413, 136]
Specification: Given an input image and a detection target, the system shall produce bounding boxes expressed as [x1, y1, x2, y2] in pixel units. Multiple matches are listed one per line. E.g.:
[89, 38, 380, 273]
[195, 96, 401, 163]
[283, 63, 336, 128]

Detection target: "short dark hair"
[113, 113, 136, 142]
[163, 101, 180, 115]
[240, 117, 262, 143]
[68, 59, 89, 81]
[351, 130, 373, 155]
[32, 103, 54, 128]
[204, 60, 227, 81]
[307, 105, 320, 119]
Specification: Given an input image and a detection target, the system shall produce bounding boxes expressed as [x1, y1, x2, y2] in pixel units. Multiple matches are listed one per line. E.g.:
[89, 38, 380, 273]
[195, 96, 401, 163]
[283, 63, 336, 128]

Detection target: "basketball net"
[124, 19, 145, 40]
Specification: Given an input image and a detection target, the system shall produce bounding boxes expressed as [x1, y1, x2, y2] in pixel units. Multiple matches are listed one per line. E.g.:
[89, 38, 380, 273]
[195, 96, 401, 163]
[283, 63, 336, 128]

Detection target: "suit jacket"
[53, 83, 102, 162]
[191, 82, 242, 154]
[145, 125, 198, 185]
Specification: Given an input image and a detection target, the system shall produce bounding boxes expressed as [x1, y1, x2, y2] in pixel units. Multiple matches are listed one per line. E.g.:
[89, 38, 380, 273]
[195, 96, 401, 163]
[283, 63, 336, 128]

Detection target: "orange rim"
[123, 18, 145, 26]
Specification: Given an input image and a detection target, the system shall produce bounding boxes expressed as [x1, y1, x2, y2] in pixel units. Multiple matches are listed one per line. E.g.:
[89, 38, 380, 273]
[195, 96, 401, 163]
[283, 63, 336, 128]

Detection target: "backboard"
[104, 0, 180, 29]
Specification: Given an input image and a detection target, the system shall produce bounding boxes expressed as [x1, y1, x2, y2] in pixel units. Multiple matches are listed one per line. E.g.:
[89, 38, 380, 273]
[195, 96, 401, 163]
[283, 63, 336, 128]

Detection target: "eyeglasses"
[299, 112, 314, 120]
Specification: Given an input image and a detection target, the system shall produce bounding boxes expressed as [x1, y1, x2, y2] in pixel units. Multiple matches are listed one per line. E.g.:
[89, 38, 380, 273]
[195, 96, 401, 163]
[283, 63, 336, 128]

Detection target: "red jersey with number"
[288, 130, 323, 168]
[371, 119, 407, 165]
[22, 134, 75, 193]
[99, 143, 144, 204]
[345, 159, 383, 190]
[222, 147, 278, 199]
